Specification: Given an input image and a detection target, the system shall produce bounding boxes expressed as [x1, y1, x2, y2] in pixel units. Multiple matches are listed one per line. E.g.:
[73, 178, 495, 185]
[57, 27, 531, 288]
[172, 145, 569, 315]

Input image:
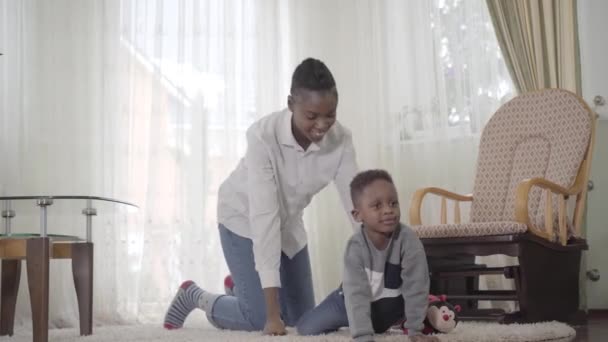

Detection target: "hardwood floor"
[573, 311, 608, 341]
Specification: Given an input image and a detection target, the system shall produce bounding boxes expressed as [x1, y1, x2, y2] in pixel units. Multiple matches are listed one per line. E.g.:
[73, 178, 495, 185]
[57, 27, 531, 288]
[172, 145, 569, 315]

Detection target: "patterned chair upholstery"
[409, 89, 596, 323]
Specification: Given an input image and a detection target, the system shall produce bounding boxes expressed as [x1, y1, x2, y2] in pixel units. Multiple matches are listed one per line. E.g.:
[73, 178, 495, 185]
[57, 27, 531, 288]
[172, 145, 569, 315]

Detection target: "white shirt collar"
[278, 109, 321, 153]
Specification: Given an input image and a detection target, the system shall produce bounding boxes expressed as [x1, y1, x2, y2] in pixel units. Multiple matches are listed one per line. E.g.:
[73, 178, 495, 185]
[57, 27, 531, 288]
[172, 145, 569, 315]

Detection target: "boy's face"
[352, 179, 401, 234]
[288, 89, 338, 145]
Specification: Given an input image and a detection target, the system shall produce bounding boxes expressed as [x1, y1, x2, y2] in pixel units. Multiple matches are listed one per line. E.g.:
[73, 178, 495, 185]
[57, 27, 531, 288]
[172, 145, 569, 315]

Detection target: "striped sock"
[163, 280, 204, 330]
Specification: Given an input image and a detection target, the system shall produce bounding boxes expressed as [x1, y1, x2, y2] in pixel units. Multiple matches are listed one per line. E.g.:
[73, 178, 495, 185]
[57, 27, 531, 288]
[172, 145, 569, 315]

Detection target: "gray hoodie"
[343, 224, 429, 342]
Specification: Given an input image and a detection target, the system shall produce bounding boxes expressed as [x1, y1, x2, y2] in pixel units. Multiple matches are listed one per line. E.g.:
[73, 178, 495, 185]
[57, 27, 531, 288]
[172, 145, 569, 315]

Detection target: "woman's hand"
[263, 316, 286, 336]
[262, 287, 286, 336]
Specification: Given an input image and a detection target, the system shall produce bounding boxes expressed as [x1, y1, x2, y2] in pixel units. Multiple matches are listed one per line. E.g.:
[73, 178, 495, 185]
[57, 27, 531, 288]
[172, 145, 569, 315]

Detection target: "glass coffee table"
[0, 196, 137, 342]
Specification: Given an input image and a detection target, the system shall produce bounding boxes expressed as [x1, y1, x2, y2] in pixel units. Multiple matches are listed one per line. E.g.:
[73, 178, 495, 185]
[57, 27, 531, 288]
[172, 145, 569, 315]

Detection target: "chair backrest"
[470, 89, 594, 230]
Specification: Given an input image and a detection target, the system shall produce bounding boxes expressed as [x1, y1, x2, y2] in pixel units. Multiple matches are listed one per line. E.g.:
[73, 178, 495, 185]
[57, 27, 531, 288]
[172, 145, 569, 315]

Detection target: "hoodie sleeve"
[400, 228, 430, 336]
[343, 238, 375, 342]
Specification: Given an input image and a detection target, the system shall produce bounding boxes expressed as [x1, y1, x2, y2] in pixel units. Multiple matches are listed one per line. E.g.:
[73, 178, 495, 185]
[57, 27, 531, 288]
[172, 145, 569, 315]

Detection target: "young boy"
[297, 170, 438, 342]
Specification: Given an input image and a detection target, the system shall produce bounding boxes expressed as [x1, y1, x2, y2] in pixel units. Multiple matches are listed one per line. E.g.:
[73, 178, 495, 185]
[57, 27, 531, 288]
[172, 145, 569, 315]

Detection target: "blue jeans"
[208, 224, 315, 331]
[296, 288, 349, 335]
[298, 287, 405, 335]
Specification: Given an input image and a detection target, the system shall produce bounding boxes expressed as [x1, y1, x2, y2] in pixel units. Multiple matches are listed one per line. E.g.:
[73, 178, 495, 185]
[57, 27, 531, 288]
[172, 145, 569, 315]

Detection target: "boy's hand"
[263, 317, 286, 336]
[409, 335, 440, 342]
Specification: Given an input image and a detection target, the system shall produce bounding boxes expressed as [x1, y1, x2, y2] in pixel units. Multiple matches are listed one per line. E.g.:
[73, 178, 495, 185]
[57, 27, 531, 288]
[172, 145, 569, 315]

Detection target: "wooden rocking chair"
[409, 89, 596, 323]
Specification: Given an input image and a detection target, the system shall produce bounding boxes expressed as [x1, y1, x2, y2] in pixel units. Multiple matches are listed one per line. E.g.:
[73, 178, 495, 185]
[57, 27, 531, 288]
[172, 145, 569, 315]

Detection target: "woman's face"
[288, 89, 338, 148]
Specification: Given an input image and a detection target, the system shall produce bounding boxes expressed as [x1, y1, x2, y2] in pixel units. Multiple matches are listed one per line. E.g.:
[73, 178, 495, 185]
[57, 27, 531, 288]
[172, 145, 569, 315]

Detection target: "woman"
[164, 58, 358, 335]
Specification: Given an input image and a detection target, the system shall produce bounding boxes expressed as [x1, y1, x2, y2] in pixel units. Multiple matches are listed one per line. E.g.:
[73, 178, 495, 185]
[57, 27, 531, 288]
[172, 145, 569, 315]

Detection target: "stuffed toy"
[423, 294, 461, 334]
[402, 294, 461, 335]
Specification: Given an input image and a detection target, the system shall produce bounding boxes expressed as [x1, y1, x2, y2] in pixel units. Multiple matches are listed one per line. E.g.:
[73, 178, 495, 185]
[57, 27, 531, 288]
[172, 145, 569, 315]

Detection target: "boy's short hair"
[350, 169, 394, 206]
[290, 58, 337, 95]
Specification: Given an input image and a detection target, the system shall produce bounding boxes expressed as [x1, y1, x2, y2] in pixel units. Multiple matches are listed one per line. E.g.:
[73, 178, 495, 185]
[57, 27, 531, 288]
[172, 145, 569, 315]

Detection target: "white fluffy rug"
[0, 321, 575, 342]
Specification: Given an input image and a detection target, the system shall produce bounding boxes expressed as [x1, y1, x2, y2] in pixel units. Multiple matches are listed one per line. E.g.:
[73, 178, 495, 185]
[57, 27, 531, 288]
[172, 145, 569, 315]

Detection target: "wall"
[578, 0, 608, 309]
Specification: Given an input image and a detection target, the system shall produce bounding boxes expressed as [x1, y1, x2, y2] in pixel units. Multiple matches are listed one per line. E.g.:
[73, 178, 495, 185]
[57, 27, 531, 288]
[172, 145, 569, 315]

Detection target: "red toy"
[402, 294, 461, 335]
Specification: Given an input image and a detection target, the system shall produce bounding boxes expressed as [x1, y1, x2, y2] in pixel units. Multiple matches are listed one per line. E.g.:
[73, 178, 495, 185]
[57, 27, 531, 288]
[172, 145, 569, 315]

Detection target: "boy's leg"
[278, 246, 315, 326]
[371, 298, 406, 333]
[296, 288, 349, 335]
[206, 224, 267, 330]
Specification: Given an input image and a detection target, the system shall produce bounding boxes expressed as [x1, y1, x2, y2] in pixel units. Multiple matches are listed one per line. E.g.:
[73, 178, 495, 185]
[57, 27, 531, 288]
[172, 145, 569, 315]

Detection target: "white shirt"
[217, 109, 359, 288]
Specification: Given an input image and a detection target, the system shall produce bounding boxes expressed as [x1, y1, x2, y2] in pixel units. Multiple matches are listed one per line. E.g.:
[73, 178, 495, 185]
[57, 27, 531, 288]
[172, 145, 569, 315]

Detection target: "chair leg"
[517, 240, 582, 323]
[72, 242, 93, 336]
[465, 275, 479, 310]
[26, 238, 50, 342]
[0, 260, 21, 336]
[427, 255, 479, 310]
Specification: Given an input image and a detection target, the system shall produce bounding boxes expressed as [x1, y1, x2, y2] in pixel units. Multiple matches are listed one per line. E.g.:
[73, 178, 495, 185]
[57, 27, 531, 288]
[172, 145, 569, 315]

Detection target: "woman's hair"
[290, 58, 337, 95]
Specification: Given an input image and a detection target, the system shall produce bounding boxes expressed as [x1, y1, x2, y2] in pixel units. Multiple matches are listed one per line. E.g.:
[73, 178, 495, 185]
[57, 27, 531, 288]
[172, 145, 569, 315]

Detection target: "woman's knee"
[240, 302, 266, 331]
[247, 316, 266, 331]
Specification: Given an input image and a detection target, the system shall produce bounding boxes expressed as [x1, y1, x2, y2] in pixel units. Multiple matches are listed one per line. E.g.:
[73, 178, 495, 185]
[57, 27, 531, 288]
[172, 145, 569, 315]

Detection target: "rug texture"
[0, 321, 576, 342]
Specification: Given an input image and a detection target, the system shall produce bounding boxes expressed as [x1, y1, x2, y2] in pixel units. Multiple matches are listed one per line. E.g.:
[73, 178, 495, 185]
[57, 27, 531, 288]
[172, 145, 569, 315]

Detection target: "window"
[394, 0, 514, 142]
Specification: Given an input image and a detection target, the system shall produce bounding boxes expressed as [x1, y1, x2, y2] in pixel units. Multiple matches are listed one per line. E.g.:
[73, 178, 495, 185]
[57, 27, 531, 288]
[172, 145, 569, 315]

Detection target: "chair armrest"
[409, 187, 473, 225]
[515, 178, 582, 245]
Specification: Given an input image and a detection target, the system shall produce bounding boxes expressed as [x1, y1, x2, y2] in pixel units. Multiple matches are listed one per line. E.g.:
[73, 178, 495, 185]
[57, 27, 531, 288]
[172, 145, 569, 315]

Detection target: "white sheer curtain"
[0, 0, 513, 326]
[300, 0, 515, 298]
